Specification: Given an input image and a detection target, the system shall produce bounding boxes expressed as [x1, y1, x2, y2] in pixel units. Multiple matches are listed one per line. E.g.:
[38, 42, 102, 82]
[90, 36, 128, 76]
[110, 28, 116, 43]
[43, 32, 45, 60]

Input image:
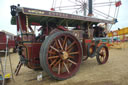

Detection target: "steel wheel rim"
[46, 34, 82, 78]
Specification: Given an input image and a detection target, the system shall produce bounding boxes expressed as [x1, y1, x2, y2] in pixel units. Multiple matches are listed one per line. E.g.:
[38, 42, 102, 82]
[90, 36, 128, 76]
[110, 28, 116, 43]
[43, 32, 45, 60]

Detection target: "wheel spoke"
[66, 60, 70, 68]
[99, 55, 103, 61]
[99, 53, 103, 56]
[69, 55, 75, 58]
[69, 52, 79, 55]
[67, 41, 76, 50]
[63, 36, 67, 48]
[58, 63, 61, 74]
[63, 62, 70, 73]
[68, 59, 77, 65]
[104, 52, 106, 57]
[48, 56, 59, 59]
[55, 40, 59, 49]
[58, 39, 63, 50]
[50, 46, 59, 52]
[99, 53, 102, 56]
[60, 61, 64, 73]
[67, 46, 74, 52]
[48, 51, 56, 55]
[50, 59, 57, 67]
[99, 51, 105, 62]
[101, 56, 104, 62]
[53, 59, 61, 67]
[65, 42, 68, 51]
[49, 49, 55, 63]
[103, 50, 106, 56]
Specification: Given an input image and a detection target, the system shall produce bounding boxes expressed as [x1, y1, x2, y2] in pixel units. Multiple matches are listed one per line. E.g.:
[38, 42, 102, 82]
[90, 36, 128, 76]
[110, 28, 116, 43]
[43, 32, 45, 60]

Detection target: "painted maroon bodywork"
[22, 43, 41, 69]
[0, 32, 15, 50]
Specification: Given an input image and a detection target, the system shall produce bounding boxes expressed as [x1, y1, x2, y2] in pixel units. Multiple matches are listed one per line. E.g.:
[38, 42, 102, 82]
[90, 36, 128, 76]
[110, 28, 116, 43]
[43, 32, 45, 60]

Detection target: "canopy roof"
[11, 7, 115, 26]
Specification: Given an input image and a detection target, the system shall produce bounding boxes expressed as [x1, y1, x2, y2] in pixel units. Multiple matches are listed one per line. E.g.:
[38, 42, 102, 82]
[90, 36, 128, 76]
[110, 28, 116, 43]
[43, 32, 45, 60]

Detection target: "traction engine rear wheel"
[40, 31, 83, 80]
[96, 44, 109, 64]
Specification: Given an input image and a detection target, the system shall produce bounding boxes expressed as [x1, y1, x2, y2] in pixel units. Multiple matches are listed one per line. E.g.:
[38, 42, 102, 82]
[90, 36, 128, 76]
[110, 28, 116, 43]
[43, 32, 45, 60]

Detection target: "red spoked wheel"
[96, 44, 109, 64]
[40, 31, 83, 80]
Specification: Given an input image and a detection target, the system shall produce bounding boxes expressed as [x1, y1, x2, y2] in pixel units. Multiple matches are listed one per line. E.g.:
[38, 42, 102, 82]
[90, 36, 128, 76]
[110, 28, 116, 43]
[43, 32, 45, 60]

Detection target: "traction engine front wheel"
[40, 31, 83, 80]
[96, 44, 109, 64]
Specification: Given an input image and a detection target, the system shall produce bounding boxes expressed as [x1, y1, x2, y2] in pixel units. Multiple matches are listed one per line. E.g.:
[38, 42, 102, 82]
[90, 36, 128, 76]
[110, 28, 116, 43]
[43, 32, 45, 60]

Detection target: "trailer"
[10, 3, 116, 80]
[0, 31, 16, 52]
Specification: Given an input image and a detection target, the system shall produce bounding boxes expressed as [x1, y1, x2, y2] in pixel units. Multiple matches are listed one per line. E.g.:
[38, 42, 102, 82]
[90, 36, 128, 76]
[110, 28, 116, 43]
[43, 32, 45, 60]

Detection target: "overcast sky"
[0, 0, 127, 35]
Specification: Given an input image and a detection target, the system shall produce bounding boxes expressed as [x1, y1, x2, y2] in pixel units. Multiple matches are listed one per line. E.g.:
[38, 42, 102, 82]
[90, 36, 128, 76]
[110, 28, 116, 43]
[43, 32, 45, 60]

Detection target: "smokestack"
[88, 0, 93, 16]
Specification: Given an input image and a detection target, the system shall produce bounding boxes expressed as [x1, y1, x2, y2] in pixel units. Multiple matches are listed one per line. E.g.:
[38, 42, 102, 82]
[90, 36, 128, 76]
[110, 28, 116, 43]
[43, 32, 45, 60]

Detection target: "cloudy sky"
[0, 0, 127, 35]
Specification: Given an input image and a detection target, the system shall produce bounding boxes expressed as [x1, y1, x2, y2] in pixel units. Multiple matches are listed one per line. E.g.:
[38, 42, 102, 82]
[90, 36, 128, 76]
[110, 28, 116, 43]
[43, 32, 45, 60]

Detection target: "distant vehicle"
[0, 31, 16, 52]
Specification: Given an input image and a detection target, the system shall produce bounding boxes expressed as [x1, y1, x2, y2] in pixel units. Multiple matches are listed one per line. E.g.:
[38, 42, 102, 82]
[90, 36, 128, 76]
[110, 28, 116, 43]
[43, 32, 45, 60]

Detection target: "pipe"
[88, 0, 93, 16]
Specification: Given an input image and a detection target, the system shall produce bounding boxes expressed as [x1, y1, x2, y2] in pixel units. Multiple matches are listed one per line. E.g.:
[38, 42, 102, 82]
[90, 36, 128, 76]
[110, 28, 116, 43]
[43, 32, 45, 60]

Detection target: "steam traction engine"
[10, 4, 114, 80]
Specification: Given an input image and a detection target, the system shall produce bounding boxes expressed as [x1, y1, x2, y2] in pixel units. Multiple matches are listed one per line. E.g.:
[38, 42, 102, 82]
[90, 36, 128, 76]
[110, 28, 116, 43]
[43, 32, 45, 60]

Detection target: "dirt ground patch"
[1, 48, 128, 85]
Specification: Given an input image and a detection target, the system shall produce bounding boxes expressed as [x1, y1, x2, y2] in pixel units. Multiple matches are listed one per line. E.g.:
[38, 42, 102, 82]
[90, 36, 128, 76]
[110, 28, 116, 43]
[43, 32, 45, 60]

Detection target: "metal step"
[14, 61, 23, 76]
